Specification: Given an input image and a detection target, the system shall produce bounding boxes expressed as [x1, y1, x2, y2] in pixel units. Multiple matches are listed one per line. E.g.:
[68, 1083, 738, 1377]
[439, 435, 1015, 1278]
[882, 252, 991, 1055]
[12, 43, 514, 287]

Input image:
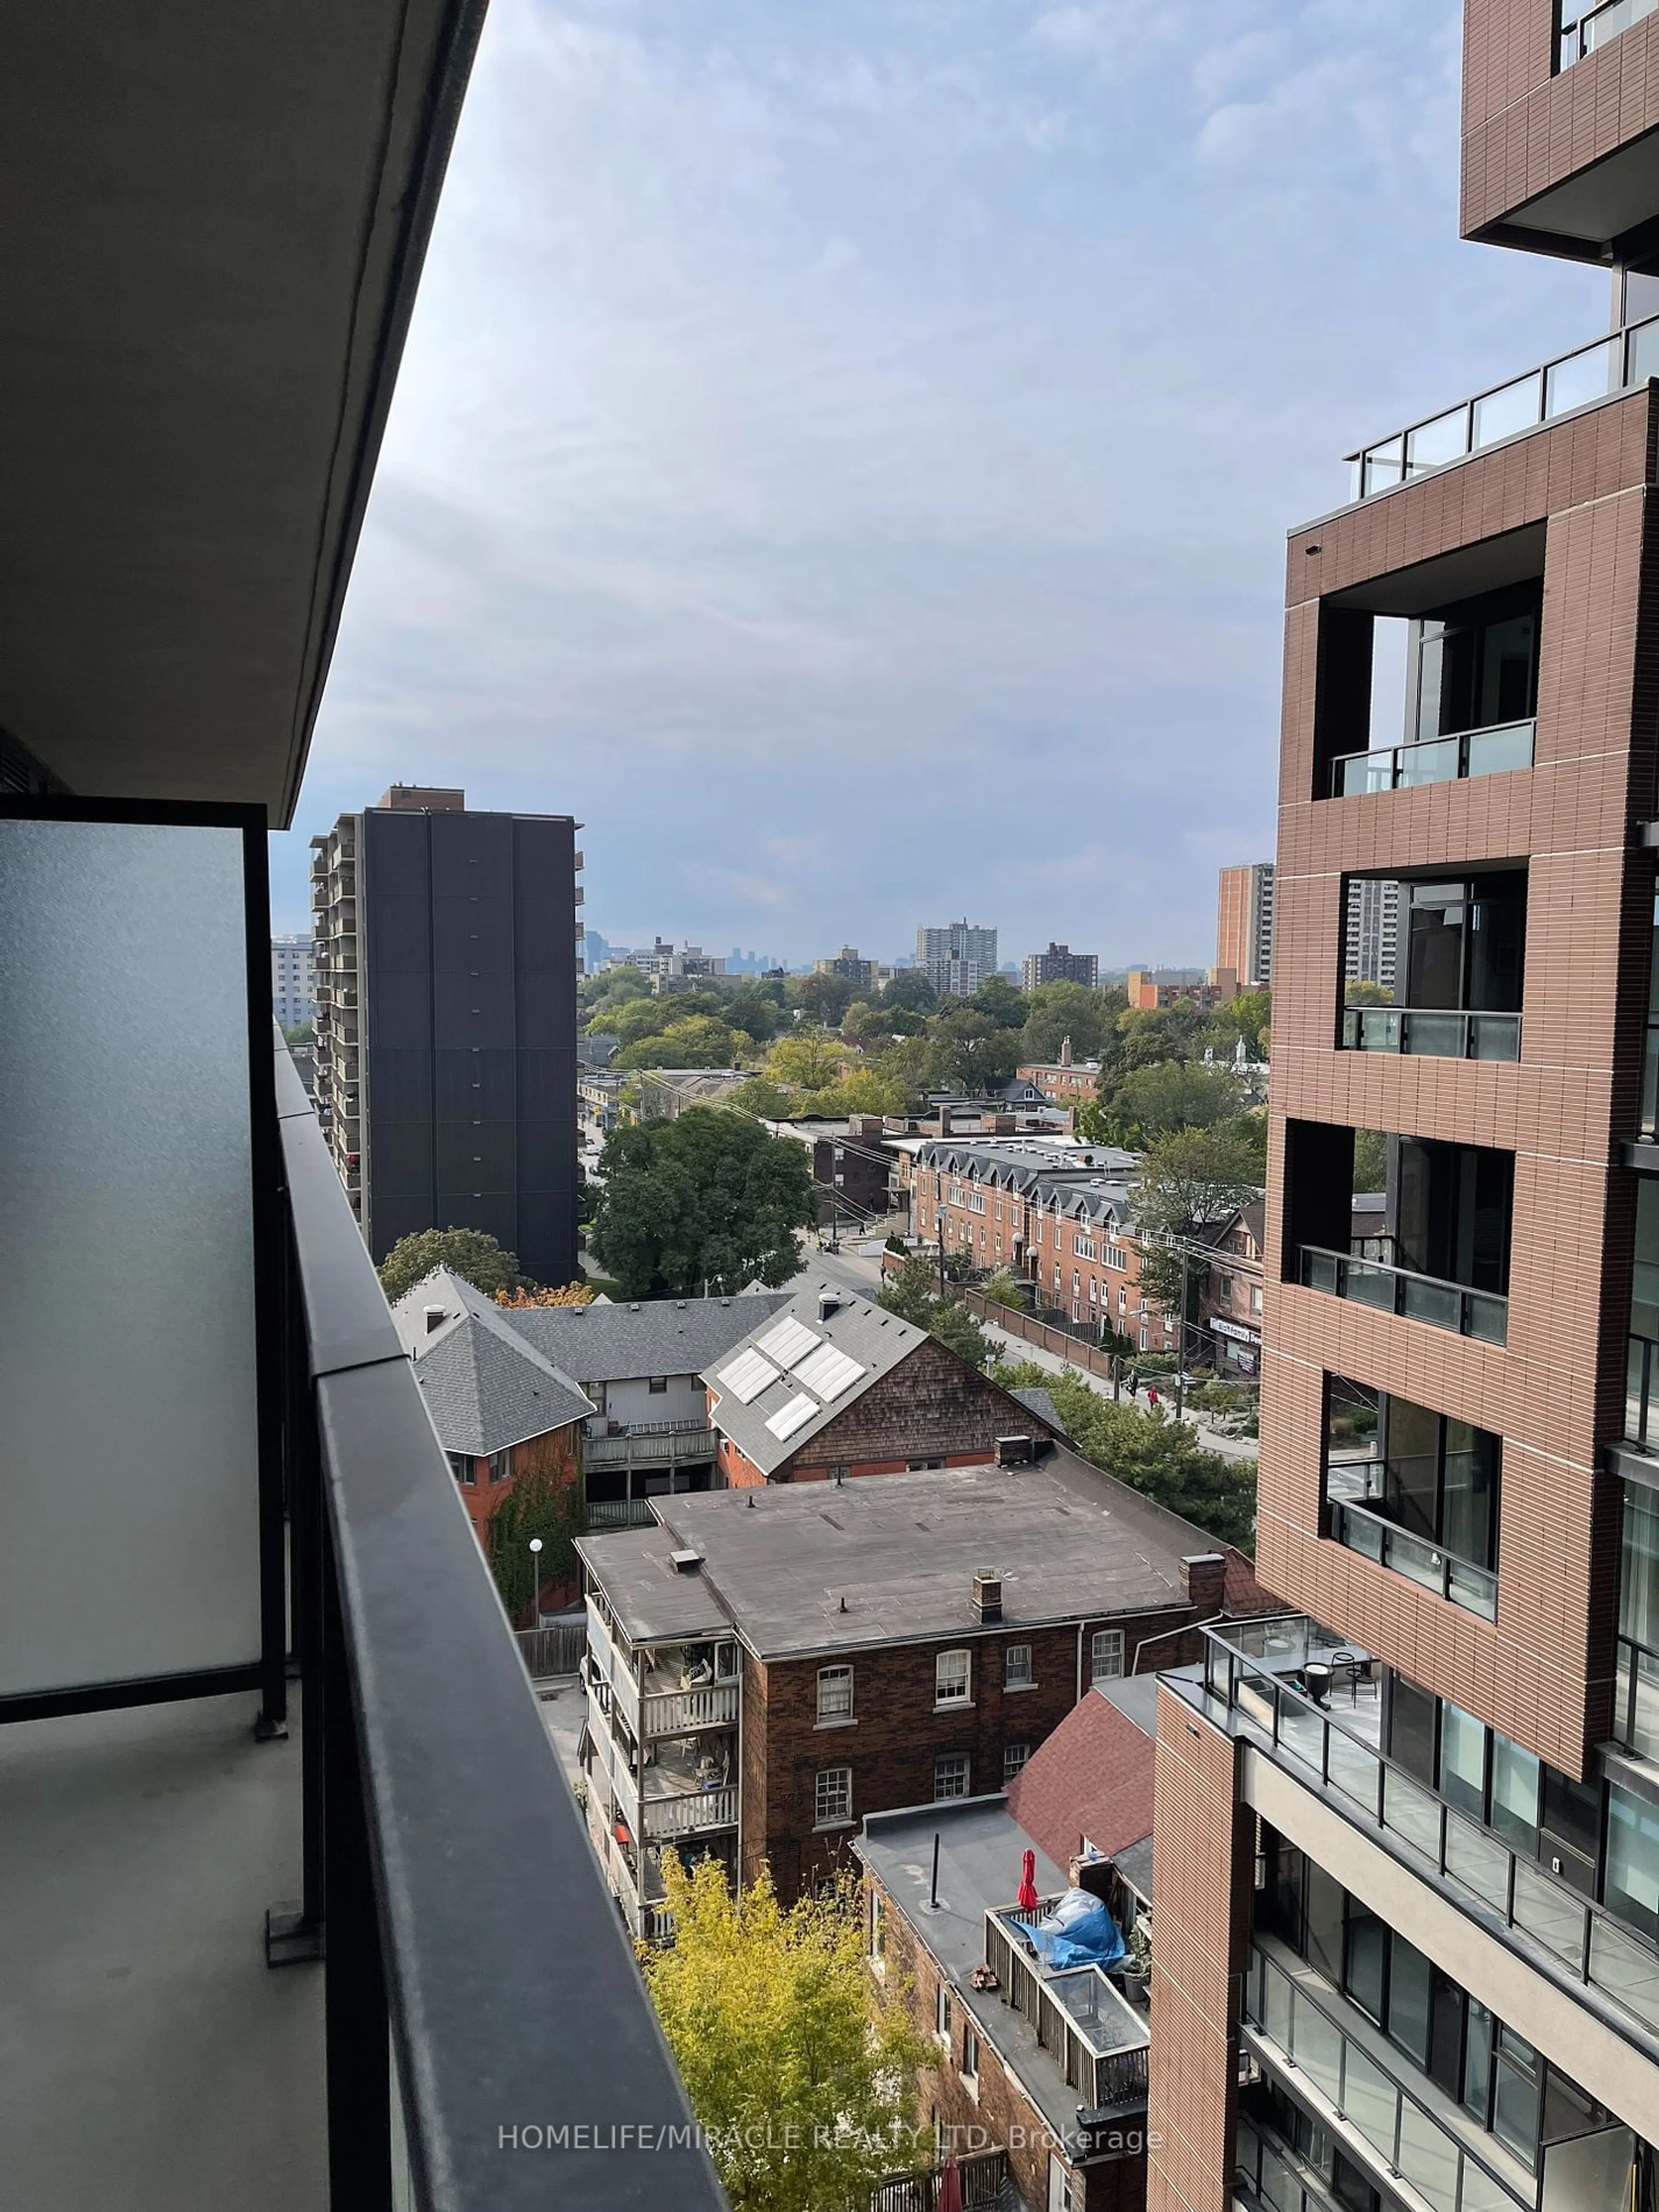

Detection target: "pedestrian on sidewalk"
[1147, 1385, 1160, 1411]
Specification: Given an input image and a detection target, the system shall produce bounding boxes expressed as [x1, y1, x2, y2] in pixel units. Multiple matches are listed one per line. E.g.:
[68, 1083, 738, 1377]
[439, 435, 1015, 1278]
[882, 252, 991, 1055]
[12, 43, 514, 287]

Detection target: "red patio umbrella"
[937, 2152, 963, 2212]
[1017, 1847, 1039, 1912]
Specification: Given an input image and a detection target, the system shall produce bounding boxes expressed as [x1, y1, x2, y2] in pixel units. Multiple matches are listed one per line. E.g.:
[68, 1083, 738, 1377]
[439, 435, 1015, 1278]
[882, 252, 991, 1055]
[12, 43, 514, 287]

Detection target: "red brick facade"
[743, 1615, 1205, 1905]
[449, 1419, 583, 1607]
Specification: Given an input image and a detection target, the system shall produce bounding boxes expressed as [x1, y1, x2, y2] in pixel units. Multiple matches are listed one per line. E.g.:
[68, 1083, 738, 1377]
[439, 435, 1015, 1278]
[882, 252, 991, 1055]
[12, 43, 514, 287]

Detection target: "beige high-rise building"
[1216, 861, 1274, 989]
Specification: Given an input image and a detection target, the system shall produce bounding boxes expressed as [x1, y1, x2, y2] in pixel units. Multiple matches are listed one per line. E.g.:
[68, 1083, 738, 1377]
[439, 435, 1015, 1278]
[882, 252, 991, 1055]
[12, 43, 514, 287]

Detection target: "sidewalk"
[978, 1314, 1259, 1464]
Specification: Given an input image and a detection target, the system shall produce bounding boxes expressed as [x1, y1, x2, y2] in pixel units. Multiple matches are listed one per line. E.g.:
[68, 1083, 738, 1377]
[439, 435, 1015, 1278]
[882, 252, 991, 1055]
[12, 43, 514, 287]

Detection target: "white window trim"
[816, 1663, 855, 1728]
[1091, 1629, 1125, 1683]
[1003, 1643, 1036, 1691]
[814, 1765, 853, 1831]
[934, 1649, 972, 1710]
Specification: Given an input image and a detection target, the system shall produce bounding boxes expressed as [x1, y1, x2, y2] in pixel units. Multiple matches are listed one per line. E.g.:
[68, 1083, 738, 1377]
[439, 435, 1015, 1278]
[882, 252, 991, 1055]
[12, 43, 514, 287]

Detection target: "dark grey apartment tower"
[311, 785, 582, 1286]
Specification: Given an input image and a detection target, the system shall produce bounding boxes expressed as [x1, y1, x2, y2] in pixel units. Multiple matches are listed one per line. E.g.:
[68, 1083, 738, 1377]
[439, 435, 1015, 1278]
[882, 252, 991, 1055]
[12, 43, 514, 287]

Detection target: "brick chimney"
[1059, 1035, 1072, 1067]
[1182, 1552, 1227, 1611]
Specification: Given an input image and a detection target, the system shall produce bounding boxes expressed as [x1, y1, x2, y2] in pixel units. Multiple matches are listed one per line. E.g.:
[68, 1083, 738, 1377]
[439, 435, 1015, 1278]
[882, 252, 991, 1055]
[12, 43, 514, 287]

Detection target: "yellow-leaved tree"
[643, 1855, 932, 2212]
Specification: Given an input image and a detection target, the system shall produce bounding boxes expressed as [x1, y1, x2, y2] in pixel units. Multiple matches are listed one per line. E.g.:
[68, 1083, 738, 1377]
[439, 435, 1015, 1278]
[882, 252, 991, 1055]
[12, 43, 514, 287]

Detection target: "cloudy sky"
[273, 0, 1603, 967]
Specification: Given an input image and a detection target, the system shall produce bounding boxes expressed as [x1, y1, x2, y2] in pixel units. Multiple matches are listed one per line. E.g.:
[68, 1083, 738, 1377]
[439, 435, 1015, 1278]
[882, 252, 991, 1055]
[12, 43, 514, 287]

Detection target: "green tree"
[1353, 1127, 1389, 1191]
[486, 1458, 585, 1627]
[990, 1363, 1256, 1549]
[874, 1033, 952, 1105]
[589, 1108, 817, 1297]
[728, 1076, 796, 1120]
[934, 1005, 1022, 1090]
[1344, 979, 1395, 1007]
[614, 1015, 742, 1071]
[967, 975, 1029, 1030]
[283, 1020, 316, 1045]
[581, 964, 653, 1011]
[643, 1858, 931, 2212]
[791, 972, 855, 1027]
[724, 982, 789, 1043]
[796, 1069, 907, 1118]
[880, 969, 939, 1015]
[1085, 1061, 1245, 1147]
[376, 1226, 523, 1304]
[1020, 981, 1112, 1064]
[765, 1031, 845, 1092]
[1129, 1125, 1264, 1320]
[980, 1268, 1027, 1311]
[877, 1255, 992, 1370]
[1113, 1001, 1211, 1071]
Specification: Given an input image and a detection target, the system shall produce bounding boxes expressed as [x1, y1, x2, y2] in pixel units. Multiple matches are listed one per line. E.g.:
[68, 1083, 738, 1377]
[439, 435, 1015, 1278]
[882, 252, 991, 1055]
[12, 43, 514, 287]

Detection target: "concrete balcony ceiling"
[0, 0, 484, 818]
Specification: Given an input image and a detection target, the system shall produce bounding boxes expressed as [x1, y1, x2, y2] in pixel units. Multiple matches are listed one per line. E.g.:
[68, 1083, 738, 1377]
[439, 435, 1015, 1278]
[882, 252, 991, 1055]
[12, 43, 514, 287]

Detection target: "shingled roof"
[405, 1302, 593, 1459]
[1004, 1684, 1157, 1872]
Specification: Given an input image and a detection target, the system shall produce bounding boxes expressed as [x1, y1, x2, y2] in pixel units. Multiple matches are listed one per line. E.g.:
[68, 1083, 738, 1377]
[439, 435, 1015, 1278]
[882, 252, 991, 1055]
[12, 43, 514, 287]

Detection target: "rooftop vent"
[972, 1570, 1002, 1624]
[995, 1434, 1036, 1467]
[423, 1305, 446, 1335]
[669, 1548, 703, 1576]
[818, 1291, 840, 1322]
[629, 1302, 641, 1313]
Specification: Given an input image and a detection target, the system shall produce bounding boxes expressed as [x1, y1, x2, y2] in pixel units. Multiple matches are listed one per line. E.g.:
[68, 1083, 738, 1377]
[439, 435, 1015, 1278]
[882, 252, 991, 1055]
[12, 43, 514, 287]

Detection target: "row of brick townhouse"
[910, 1136, 1184, 1354]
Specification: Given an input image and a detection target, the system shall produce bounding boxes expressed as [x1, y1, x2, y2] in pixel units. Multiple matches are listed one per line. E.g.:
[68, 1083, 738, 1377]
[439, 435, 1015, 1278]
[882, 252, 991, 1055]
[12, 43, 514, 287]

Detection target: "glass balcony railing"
[1341, 1005, 1521, 1063]
[1245, 1946, 1529, 2212]
[1299, 1246, 1508, 1344]
[1627, 1332, 1659, 1446]
[1616, 1632, 1659, 1761]
[1329, 718, 1534, 799]
[1194, 1620, 1659, 2046]
[1348, 316, 1659, 501]
[1561, 0, 1659, 68]
[1329, 1493, 1498, 1621]
[1642, 1017, 1659, 1140]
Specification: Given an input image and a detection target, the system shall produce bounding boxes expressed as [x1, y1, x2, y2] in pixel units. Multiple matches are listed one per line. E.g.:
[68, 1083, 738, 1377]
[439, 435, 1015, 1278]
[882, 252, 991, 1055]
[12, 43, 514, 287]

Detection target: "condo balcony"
[1560, 0, 1658, 67]
[1329, 718, 1534, 801]
[1298, 1246, 1507, 1345]
[1327, 1454, 1498, 1621]
[1346, 317, 1659, 505]
[1186, 1619, 1659, 2051]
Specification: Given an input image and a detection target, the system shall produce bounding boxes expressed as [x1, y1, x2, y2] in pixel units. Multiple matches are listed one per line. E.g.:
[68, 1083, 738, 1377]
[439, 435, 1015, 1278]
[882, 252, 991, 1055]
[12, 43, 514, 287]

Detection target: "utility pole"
[1174, 1245, 1192, 1424]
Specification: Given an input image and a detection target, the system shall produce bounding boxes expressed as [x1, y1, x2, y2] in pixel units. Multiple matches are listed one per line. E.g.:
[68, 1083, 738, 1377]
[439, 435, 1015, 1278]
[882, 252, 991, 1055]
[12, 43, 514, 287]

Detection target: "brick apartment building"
[1148, 10, 1659, 2212]
[704, 1285, 1062, 1486]
[766, 1113, 901, 1230]
[1023, 942, 1100, 992]
[1018, 1037, 1105, 1111]
[1215, 863, 1274, 990]
[857, 1682, 1164, 2212]
[1196, 1200, 1265, 1379]
[575, 1458, 1237, 1931]
[1125, 967, 1238, 1013]
[911, 1136, 1181, 1353]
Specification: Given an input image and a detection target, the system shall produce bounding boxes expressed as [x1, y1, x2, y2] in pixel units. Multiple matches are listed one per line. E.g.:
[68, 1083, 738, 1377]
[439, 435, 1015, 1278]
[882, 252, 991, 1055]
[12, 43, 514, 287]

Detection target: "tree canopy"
[878, 969, 939, 1014]
[588, 1107, 817, 1297]
[1018, 980, 1121, 1064]
[877, 1255, 992, 1370]
[486, 1458, 585, 1626]
[376, 1226, 523, 1304]
[991, 1362, 1256, 1550]
[764, 1032, 846, 1093]
[1083, 1060, 1245, 1147]
[643, 1858, 931, 2212]
[613, 1015, 746, 1071]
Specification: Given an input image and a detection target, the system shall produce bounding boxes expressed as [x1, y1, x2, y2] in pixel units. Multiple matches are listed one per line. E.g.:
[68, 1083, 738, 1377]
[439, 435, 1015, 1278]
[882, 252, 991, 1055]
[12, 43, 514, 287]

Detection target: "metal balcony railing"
[584, 1498, 659, 1530]
[1346, 315, 1659, 501]
[1194, 1620, 1659, 2050]
[1299, 1245, 1508, 1344]
[272, 1042, 723, 2207]
[1616, 1631, 1659, 1761]
[1560, 0, 1658, 66]
[641, 1682, 739, 1735]
[1340, 1006, 1521, 1064]
[1329, 718, 1534, 800]
[1328, 1494, 1498, 1620]
[982, 1901, 1150, 2112]
[1245, 1945, 1529, 2212]
[873, 2148, 1012, 2212]
[584, 1423, 716, 1469]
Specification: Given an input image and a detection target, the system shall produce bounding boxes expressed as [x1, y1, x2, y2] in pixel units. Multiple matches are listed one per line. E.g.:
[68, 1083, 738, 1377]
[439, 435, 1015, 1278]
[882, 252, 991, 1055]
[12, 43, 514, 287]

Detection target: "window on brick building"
[1049, 2159, 1080, 2212]
[962, 2023, 980, 2082]
[817, 1664, 854, 1723]
[870, 1889, 885, 1964]
[447, 1453, 475, 1487]
[1004, 1643, 1033, 1688]
[936, 1650, 971, 1706]
[1004, 1743, 1030, 1783]
[488, 1449, 511, 1485]
[814, 1766, 852, 1827]
[935, 1983, 953, 2044]
[934, 1752, 971, 1799]
[1091, 1630, 1125, 1682]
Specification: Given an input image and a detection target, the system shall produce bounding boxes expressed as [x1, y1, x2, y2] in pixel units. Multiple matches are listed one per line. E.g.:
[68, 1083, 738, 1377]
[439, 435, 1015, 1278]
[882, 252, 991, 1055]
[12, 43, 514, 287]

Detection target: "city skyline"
[266, 0, 1602, 964]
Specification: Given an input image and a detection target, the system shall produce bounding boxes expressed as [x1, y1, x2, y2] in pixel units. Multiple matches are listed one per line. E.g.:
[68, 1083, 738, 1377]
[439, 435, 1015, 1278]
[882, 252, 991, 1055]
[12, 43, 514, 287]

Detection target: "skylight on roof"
[716, 1348, 782, 1405]
[764, 1392, 818, 1442]
[794, 1342, 863, 1404]
[755, 1315, 822, 1370]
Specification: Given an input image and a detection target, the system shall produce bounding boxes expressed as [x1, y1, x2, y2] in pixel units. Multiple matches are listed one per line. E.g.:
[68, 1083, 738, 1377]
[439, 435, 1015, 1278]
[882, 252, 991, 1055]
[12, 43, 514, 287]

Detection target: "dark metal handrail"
[1340, 1005, 1521, 1063]
[1328, 718, 1534, 798]
[1329, 1496, 1498, 1620]
[1560, 0, 1658, 66]
[275, 1041, 724, 2209]
[1298, 1244, 1508, 1345]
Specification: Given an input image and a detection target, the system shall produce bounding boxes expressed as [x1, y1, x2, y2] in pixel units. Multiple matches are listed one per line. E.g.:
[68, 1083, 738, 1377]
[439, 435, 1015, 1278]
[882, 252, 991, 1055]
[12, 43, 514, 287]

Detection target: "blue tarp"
[1022, 1888, 1127, 1974]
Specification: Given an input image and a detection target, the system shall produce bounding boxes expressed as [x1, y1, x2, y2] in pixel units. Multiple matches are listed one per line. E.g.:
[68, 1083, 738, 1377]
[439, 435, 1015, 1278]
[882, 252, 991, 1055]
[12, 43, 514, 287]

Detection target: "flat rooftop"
[582, 1455, 1212, 1658]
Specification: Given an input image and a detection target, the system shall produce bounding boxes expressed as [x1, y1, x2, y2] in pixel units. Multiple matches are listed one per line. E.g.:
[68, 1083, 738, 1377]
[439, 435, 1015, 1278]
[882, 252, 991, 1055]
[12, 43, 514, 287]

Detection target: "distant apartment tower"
[1125, 966, 1238, 1012]
[814, 946, 874, 992]
[310, 784, 582, 1287]
[1343, 873, 1400, 992]
[1215, 861, 1274, 988]
[271, 932, 315, 1027]
[1021, 942, 1099, 992]
[918, 919, 997, 997]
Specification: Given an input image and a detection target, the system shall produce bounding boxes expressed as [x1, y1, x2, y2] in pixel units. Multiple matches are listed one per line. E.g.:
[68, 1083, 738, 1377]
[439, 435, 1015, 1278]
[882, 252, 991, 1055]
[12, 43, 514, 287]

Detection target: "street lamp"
[528, 1535, 543, 1630]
